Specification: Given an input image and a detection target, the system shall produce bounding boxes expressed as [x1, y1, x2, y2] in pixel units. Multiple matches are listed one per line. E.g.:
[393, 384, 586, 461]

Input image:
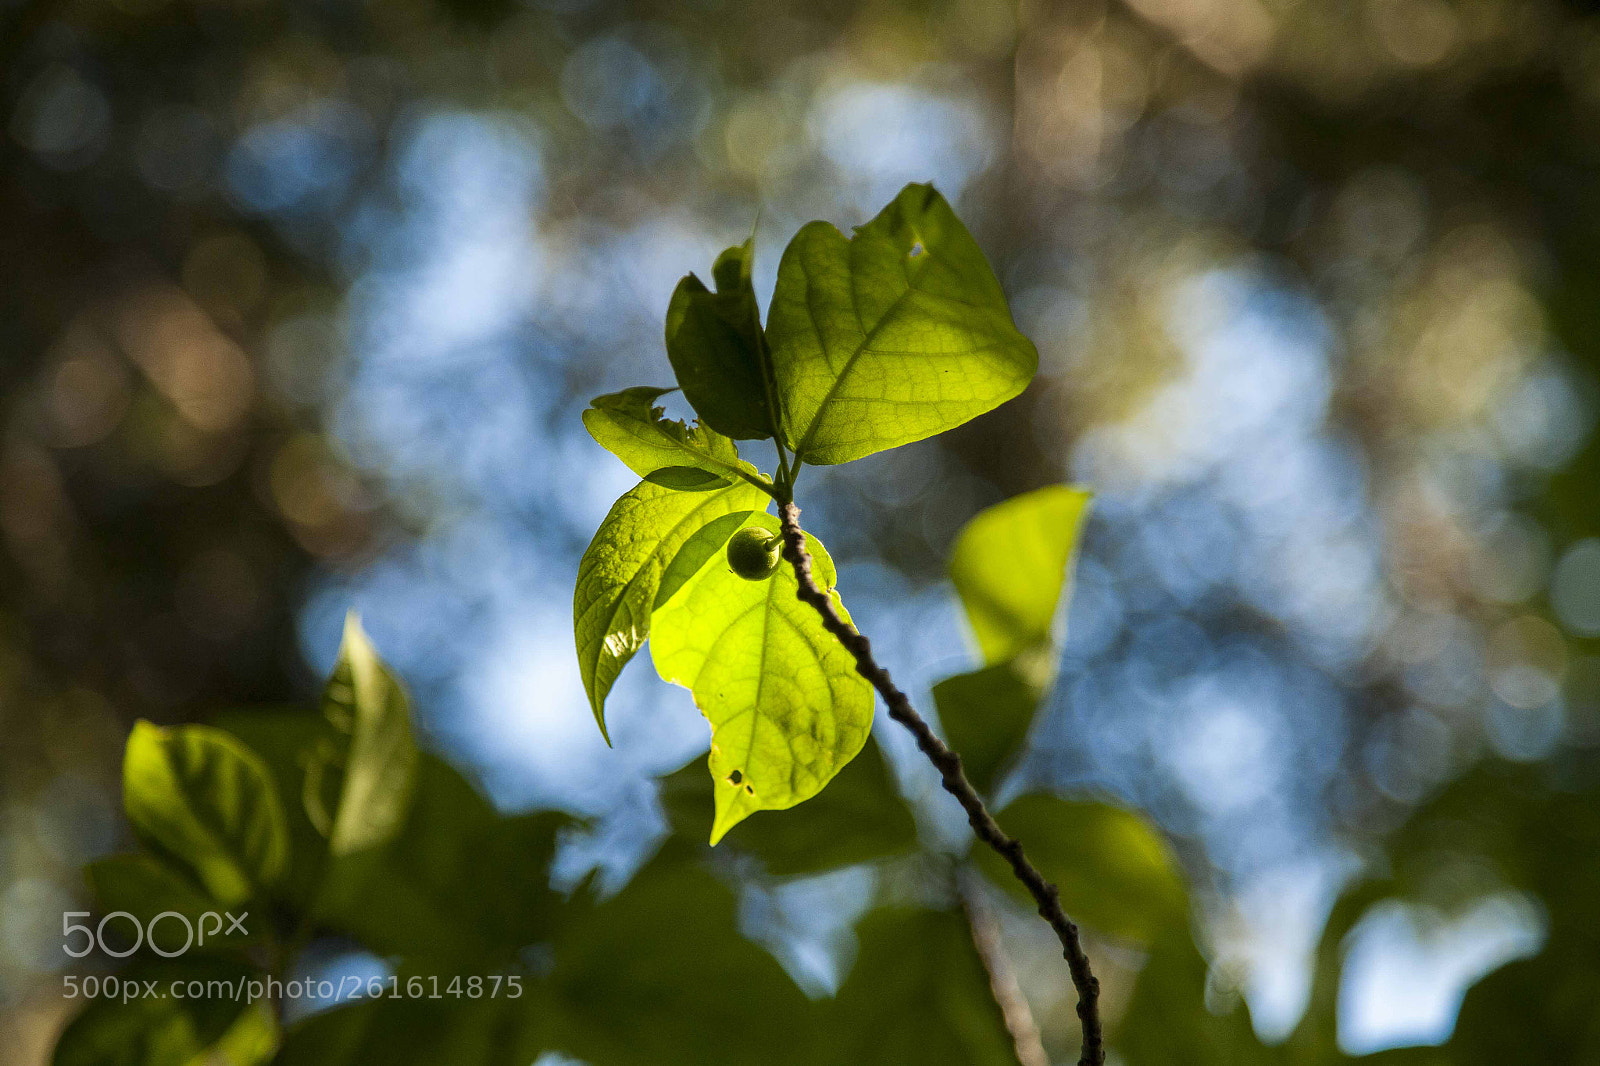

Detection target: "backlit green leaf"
[319, 613, 418, 857]
[666, 240, 776, 440]
[977, 793, 1185, 946]
[574, 479, 771, 740]
[122, 722, 289, 907]
[649, 513, 873, 842]
[766, 183, 1038, 465]
[932, 661, 1046, 798]
[659, 734, 915, 875]
[949, 485, 1092, 665]
[582, 387, 767, 490]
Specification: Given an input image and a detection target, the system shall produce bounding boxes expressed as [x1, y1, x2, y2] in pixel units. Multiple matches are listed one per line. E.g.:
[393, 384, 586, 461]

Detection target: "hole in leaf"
[908, 241, 925, 258]
[727, 769, 742, 785]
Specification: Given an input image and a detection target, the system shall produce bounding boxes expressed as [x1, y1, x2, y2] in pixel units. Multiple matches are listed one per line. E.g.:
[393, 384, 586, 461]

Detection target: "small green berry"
[726, 526, 782, 581]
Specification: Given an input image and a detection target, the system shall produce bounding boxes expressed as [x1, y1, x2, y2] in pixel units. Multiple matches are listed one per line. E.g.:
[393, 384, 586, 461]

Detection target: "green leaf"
[1114, 925, 1275, 1065]
[202, 1000, 278, 1066]
[1443, 952, 1600, 1065]
[582, 387, 768, 490]
[314, 753, 573, 968]
[949, 484, 1092, 665]
[1296, 760, 1600, 1065]
[765, 182, 1038, 466]
[934, 487, 1090, 795]
[817, 906, 1017, 1066]
[659, 734, 916, 876]
[666, 240, 776, 440]
[122, 721, 290, 907]
[977, 794, 1185, 946]
[219, 708, 574, 973]
[86, 854, 265, 955]
[318, 613, 419, 857]
[547, 846, 816, 1066]
[574, 479, 772, 740]
[53, 959, 277, 1066]
[209, 708, 343, 911]
[275, 994, 545, 1066]
[649, 513, 873, 843]
[932, 661, 1046, 798]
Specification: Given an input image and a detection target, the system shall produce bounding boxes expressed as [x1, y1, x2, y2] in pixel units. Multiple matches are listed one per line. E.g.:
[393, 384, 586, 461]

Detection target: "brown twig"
[777, 500, 1104, 1066]
[961, 871, 1051, 1066]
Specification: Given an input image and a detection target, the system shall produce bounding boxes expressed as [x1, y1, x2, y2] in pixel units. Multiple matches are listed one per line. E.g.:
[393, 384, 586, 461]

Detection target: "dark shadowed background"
[4, 0, 1600, 1061]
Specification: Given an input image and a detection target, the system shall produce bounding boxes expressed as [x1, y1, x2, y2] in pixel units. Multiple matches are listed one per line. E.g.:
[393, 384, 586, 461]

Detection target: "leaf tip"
[708, 805, 738, 846]
[340, 607, 369, 651]
[122, 720, 161, 793]
[709, 767, 764, 844]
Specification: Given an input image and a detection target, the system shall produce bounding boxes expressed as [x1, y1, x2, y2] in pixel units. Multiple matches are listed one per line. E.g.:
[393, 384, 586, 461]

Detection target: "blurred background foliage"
[4, 0, 1600, 1060]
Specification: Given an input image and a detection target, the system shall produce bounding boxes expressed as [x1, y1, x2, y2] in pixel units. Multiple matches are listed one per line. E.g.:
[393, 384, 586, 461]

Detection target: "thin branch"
[734, 465, 781, 499]
[777, 500, 1104, 1066]
[961, 872, 1051, 1066]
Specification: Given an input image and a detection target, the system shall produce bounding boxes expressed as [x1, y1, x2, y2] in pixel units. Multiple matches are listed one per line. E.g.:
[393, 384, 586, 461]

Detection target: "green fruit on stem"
[726, 527, 782, 581]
